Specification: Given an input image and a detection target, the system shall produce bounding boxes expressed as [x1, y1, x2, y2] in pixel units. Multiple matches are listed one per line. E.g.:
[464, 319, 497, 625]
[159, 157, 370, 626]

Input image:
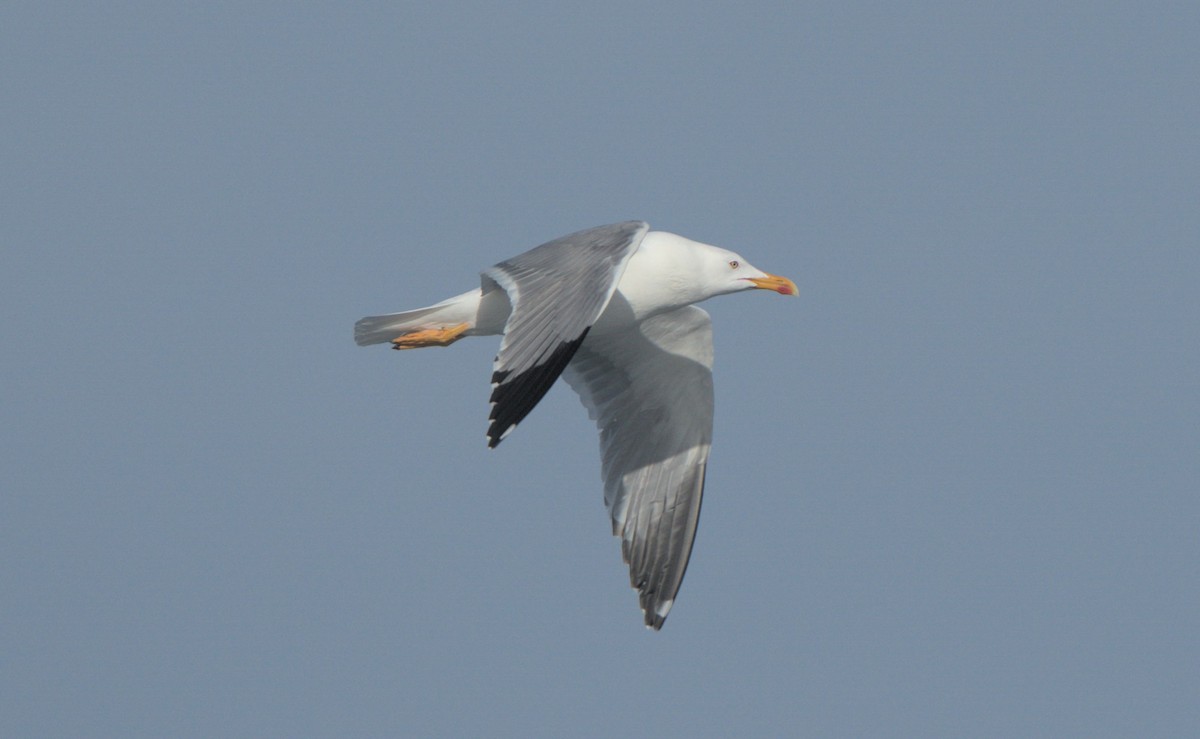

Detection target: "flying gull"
[355, 221, 797, 629]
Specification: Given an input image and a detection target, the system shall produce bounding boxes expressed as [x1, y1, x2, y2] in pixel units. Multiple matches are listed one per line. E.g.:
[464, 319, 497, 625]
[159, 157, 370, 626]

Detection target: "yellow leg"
[390, 322, 471, 350]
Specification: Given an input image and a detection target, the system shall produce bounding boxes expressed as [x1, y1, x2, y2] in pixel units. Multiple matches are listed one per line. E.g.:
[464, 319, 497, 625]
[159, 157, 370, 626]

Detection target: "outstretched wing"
[562, 305, 715, 629]
[483, 221, 649, 447]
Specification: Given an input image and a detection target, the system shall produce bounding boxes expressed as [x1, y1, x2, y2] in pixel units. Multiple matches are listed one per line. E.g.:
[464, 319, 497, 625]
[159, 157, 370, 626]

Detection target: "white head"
[631, 231, 798, 310]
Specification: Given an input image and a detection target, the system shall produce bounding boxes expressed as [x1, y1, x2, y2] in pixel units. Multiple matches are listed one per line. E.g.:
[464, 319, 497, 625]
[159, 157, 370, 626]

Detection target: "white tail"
[354, 289, 485, 346]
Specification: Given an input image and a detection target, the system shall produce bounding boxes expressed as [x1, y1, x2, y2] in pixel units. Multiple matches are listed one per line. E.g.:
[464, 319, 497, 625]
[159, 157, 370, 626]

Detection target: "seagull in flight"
[355, 221, 797, 628]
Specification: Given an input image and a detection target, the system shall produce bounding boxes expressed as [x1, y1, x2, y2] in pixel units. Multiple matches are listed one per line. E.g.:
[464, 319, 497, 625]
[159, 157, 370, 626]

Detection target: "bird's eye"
[728, 260, 740, 269]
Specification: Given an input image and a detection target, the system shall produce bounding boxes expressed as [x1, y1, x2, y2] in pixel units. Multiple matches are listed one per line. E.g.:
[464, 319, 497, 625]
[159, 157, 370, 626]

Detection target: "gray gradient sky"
[4, 2, 1198, 736]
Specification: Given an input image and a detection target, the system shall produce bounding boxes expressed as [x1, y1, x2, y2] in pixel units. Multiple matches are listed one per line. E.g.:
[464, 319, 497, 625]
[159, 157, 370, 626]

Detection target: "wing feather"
[563, 305, 714, 629]
[483, 221, 649, 447]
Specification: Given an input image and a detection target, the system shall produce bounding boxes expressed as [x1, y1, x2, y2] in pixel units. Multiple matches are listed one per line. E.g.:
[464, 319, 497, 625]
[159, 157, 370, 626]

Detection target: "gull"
[355, 221, 797, 628]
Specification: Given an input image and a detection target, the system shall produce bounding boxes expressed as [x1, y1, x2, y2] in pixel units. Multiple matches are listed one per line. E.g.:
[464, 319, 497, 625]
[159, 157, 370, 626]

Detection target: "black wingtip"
[486, 427, 506, 448]
[486, 330, 590, 446]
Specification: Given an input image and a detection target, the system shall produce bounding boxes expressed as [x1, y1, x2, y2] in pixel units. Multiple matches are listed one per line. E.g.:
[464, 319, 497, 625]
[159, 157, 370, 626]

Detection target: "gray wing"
[483, 221, 649, 447]
[562, 304, 715, 629]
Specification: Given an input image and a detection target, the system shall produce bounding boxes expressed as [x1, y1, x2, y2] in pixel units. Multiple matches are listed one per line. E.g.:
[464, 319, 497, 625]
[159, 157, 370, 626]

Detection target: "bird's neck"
[613, 238, 709, 321]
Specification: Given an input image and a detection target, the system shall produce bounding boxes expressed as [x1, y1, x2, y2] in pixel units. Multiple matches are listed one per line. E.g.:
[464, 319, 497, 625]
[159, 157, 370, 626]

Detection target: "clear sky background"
[3, 2, 1197, 737]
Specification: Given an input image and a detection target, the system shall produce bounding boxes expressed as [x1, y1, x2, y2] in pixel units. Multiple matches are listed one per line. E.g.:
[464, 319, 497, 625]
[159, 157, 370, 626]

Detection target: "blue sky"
[3, 2, 1198, 736]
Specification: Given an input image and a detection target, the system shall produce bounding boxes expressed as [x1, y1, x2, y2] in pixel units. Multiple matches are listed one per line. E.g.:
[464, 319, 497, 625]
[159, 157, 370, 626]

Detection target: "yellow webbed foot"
[390, 322, 471, 350]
